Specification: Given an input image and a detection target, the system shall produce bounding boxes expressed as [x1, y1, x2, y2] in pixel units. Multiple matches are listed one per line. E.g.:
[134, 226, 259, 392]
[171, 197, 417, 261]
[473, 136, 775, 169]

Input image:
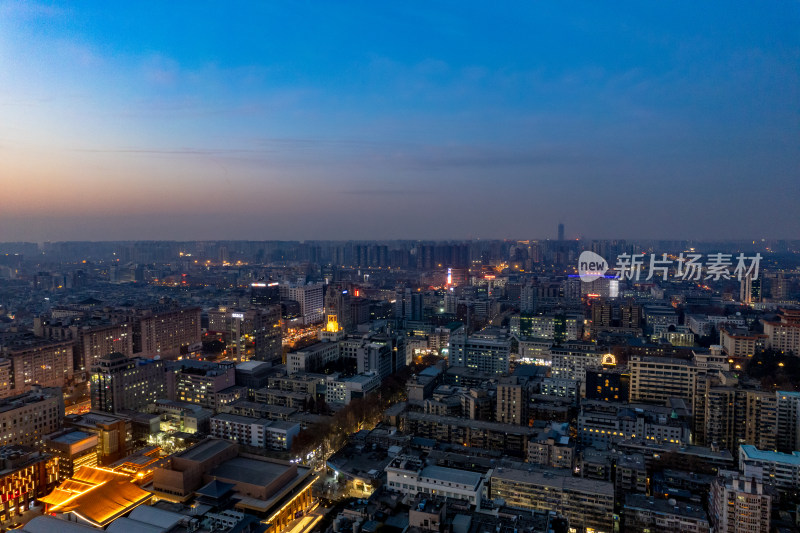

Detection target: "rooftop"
[179, 438, 236, 463]
[212, 412, 269, 425]
[491, 467, 614, 496]
[196, 479, 236, 499]
[236, 360, 272, 372]
[405, 411, 539, 435]
[209, 456, 294, 486]
[49, 430, 94, 445]
[624, 493, 708, 521]
[39, 467, 152, 527]
[420, 465, 482, 488]
[346, 373, 379, 384]
[740, 445, 800, 465]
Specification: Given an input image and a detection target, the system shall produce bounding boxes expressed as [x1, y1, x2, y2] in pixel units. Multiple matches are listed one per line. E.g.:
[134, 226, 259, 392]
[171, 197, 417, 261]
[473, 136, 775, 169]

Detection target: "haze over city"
[4, 4, 800, 532]
[1, 1, 798, 242]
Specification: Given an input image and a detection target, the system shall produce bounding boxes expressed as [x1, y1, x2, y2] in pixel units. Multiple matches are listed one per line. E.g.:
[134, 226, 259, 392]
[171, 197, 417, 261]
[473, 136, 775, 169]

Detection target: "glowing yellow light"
[325, 315, 340, 333]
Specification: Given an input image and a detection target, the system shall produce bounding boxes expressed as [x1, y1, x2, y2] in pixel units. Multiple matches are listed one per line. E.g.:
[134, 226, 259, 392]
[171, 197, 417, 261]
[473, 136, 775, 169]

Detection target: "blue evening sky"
[1, 2, 798, 240]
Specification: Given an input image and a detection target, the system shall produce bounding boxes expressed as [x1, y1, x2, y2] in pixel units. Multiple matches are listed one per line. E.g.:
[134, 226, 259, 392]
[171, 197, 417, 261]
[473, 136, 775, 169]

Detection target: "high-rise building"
[694, 374, 779, 454]
[252, 305, 282, 363]
[629, 356, 697, 405]
[520, 283, 538, 314]
[743, 389, 778, 451]
[776, 390, 800, 453]
[765, 272, 790, 300]
[395, 288, 424, 325]
[250, 280, 280, 307]
[90, 353, 166, 413]
[0, 339, 75, 396]
[709, 475, 771, 533]
[207, 307, 281, 363]
[280, 283, 324, 324]
[696, 379, 781, 452]
[558, 223, 565, 241]
[76, 322, 134, 373]
[324, 284, 352, 332]
[135, 307, 201, 358]
[549, 342, 602, 385]
[448, 326, 511, 374]
[496, 376, 528, 425]
[739, 272, 761, 305]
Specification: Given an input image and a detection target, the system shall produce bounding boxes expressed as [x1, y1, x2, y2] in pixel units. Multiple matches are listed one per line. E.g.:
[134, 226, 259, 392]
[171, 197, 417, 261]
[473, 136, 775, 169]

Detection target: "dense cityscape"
[3, 2, 799, 532]
[0, 237, 796, 532]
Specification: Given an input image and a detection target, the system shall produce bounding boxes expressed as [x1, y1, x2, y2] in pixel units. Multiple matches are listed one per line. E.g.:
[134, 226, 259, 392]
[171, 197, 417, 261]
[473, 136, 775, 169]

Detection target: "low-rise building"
[402, 411, 537, 458]
[325, 372, 380, 406]
[151, 438, 315, 529]
[210, 413, 300, 450]
[64, 411, 132, 465]
[719, 328, 766, 359]
[254, 388, 311, 410]
[39, 466, 152, 528]
[154, 399, 213, 434]
[286, 341, 340, 375]
[385, 455, 485, 506]
[44, 429, 98, 481]
[762, 308, 800, 354]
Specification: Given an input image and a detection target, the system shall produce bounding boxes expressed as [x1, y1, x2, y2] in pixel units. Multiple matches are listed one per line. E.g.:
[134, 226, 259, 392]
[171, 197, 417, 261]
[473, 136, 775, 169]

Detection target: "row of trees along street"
[290, 355, 439, 459]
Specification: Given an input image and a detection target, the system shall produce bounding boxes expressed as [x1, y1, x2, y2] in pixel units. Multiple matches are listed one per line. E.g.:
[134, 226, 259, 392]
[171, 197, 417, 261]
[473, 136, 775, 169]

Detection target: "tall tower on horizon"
[558, 223, 565, 241]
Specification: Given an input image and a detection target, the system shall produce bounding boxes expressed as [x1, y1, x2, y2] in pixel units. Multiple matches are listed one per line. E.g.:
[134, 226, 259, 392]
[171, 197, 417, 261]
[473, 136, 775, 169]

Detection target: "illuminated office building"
[90, 353, 165, 413]
[0, 446, 59, 523]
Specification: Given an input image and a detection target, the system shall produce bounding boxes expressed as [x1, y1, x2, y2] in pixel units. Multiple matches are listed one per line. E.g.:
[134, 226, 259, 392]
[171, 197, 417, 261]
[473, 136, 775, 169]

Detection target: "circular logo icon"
[578, 251, 608, 282]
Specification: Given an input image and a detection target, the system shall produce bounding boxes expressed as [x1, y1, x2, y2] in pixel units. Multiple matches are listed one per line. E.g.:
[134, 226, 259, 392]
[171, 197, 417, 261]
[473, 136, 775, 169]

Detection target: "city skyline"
[1, 2, 799, 241]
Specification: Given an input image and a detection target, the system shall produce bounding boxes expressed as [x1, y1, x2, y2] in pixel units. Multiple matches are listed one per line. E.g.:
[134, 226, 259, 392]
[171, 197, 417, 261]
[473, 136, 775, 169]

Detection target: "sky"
[1, 2, 798, 242]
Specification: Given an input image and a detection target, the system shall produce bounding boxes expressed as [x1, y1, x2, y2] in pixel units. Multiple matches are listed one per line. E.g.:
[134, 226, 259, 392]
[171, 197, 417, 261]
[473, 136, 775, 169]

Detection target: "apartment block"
[709, 475, 771, 533]
[91, 353, 166, 413]
[0, 387, 64, 447]
[210, 413, 300, 450]
[490, 468, 614, 533]
[629, 356, 697, 405]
